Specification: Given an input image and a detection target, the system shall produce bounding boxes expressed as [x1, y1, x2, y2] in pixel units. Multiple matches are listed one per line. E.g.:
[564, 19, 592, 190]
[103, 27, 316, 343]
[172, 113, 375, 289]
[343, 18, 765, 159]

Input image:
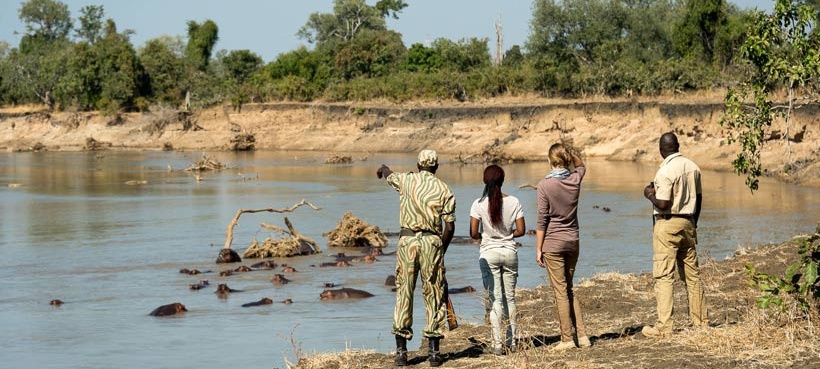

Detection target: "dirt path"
[1, 96, 819, 187]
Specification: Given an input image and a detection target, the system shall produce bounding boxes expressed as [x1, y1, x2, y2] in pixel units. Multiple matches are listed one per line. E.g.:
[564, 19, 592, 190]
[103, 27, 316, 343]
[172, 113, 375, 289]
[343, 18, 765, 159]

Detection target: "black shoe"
[428, 337, 443, 367]
[395, 335, 408, 366]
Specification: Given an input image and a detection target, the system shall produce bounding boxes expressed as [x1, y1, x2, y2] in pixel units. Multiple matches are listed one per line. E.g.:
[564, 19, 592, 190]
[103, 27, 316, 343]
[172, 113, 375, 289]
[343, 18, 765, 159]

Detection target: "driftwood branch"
[223, 199, 322, 250]
[243, 217, 322, 258]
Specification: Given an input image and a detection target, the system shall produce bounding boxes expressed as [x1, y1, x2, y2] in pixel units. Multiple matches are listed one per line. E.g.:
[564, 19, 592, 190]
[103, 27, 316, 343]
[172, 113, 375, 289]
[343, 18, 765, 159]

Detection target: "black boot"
[428, 337, 443, 367]
[394, 335, 408, 366]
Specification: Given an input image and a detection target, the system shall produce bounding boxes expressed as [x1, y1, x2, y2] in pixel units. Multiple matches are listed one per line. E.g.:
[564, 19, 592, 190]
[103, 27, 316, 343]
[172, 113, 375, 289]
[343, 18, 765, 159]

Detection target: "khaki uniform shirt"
[387, 171, 456, 233]
[653, 152, 701, 215]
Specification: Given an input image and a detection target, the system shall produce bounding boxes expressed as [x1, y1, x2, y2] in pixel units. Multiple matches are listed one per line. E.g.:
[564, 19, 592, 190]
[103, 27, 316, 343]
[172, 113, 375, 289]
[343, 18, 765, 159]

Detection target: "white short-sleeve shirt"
[470, 195, 524, 252]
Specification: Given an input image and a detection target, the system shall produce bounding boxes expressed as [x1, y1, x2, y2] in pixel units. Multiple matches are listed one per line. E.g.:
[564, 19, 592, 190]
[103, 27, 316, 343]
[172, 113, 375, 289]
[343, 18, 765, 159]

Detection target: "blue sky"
[1, 0, 776, 62]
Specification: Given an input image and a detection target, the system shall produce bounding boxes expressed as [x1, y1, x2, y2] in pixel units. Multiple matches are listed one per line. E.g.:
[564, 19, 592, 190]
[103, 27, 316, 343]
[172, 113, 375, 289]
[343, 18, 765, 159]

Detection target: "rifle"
[444, 279, 458, 330]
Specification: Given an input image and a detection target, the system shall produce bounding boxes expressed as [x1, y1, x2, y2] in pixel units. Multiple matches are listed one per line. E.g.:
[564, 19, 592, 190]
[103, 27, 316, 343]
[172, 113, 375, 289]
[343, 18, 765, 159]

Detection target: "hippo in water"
[215, 283, 242, 295]
[360, 246, 386, 256]
[353, 255, 378, 263]
[233, 265, 253, 273]
[179, 268, 208, 275]
[271, 274, 291, 284]
[448, 286, 477, 294]
[219, 270, 234, 277]
[189, 280, 210, 290]
[320, 288, 374, 300]
[50, 299, 64, 306]
[282, 298, 293, 305]
[149, 302, 187, 316]
[282, 266, 297, 273]
[385, 275, 396, 287]
[216, 249, 242, 264]
[241, 297, 273, 307]
[315, 260, 350, 268]
[251, 260, 278, 270]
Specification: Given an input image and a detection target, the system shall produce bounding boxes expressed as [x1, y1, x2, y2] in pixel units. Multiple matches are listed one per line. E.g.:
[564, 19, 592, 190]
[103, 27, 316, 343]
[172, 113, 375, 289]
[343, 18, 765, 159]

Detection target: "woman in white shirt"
[470, 164, 526, 355]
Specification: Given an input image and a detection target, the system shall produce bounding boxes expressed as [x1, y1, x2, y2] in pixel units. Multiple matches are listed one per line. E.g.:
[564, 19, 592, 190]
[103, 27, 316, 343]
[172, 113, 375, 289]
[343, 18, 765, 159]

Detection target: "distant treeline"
[0, 0, 818, 113]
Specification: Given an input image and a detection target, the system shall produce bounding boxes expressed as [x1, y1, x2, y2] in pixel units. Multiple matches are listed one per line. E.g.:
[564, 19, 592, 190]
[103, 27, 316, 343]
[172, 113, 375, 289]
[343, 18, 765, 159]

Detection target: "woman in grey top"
[470, 165, 526, 355]
[535, 143, 591, 351]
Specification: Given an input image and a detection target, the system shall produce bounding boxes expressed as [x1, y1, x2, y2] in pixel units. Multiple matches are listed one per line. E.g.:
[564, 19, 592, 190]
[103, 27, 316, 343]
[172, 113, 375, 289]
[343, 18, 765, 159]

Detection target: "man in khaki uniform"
[642, 132, 708, 337]
[377, 149, 456, 367]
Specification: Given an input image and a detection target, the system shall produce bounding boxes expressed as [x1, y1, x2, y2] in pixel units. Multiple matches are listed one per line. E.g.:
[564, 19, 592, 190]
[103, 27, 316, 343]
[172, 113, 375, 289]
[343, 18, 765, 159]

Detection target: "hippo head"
[216, 249, 242, 263]
[319, 290, 334, 300]
[173, 303, 188, 313]
[362, 255, 377, 263]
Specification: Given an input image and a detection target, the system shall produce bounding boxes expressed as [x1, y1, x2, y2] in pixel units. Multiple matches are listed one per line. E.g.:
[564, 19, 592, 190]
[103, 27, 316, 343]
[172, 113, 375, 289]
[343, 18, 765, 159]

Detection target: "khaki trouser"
[543, 251, 586, 342]
[391, 233, 446, 340]
[652, 218, 708, 333]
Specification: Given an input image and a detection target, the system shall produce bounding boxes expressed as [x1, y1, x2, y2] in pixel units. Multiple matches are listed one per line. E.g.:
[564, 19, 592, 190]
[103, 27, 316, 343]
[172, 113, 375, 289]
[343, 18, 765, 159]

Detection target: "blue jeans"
[479, 247, 518, 349]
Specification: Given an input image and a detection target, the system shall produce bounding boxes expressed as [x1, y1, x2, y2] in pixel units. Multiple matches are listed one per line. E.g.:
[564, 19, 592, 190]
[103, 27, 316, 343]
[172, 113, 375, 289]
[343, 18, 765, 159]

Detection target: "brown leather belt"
[399, 228, 438, 237]
[654, 214, 693, 221]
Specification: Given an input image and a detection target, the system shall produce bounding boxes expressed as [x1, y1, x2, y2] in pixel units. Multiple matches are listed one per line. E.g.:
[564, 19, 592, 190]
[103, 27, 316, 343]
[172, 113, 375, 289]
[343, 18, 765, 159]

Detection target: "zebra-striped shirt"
[387, 171, 456, 233]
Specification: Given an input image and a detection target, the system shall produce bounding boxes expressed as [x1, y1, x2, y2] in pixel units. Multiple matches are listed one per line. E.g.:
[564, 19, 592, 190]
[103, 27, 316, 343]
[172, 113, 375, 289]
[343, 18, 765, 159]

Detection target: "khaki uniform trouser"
[542, 250, 586, 342]
[392, 233, 445, 340]
[652, 218, 708, 333]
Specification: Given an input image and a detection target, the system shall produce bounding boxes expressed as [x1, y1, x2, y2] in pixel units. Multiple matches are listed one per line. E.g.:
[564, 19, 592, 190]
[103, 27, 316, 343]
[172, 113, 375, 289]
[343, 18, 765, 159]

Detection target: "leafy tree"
[75, 5, 105, 44]
[181, 19, 219, 109]
[431, 37, 490, 72]
[674, 0, 727, 63]
[298, 0, 406, 47]
[502, 45, 524, 67]
[18, 0, 72, 43]
[222, 49, 263, 84]
[334, 29, 405, 79]
[713, 5, 755, 69]
[92, 19, 144, 113]
[375, 0, 408, 18]
[722, 0, 819, 191]
[0, 42, 10, 103]
[265, 46, 329, 82]
[184, 19, 219, 72]
[139, 36, 185, 104]
[403, 43, 442, 72]
[7, 37, 71, 109]
[56, 41, 98, 109]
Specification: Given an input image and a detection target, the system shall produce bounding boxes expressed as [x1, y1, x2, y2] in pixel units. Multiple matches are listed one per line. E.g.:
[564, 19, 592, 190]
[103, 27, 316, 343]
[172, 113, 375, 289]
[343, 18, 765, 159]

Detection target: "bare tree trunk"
[786, 84, 793, 165]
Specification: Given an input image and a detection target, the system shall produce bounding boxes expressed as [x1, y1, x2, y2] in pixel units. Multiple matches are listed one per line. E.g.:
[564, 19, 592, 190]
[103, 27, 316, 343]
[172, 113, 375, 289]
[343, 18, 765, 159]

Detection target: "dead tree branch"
[222, 199, 322, 250]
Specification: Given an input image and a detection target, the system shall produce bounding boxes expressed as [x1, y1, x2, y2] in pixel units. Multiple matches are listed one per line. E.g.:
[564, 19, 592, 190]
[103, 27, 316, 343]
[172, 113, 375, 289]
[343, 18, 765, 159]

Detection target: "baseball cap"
[417, 149, 438, 167]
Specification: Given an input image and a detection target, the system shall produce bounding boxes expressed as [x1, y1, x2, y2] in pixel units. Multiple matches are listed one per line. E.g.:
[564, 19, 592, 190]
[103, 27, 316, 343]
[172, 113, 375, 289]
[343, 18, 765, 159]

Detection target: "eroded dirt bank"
[1, 97, 818, 186]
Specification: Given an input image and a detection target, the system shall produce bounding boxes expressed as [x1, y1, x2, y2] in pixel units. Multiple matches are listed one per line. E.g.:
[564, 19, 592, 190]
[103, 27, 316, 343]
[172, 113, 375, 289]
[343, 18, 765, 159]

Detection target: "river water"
[1, 150, 818, 368]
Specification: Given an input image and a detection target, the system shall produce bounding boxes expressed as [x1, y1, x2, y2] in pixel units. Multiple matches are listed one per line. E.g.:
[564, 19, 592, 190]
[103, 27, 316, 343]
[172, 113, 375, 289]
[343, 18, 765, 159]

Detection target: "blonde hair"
[548, 143, 572, 168]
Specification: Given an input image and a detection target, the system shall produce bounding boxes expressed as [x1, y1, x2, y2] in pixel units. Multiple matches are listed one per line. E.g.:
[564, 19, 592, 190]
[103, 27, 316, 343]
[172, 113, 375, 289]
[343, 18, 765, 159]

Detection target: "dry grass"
[291, 234, 820, 369]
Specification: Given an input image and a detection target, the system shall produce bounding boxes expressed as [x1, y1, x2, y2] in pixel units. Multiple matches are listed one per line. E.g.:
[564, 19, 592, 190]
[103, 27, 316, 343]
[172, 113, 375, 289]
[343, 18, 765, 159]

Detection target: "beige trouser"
[543, 251, 586, 342]
[652, 218, 708, 333]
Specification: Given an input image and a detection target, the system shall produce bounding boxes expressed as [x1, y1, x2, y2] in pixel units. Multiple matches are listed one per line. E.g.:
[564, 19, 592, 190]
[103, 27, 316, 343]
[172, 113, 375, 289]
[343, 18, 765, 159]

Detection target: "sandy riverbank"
[1, 94, 818, 187]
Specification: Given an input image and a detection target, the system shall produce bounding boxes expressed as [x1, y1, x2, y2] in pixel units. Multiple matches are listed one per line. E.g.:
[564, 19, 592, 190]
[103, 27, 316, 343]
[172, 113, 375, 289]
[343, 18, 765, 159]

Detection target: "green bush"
[746, 234, 820, 312]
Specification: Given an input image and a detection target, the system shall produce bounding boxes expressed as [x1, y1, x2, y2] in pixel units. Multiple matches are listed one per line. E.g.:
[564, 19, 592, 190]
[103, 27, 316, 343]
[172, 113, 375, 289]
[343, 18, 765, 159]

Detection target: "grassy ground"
[291, 232, 820, 369]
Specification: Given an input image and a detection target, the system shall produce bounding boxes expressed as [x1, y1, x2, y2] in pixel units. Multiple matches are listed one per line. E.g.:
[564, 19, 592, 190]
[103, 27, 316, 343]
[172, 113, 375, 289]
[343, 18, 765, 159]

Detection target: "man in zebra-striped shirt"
[377, 149, 456, 367]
